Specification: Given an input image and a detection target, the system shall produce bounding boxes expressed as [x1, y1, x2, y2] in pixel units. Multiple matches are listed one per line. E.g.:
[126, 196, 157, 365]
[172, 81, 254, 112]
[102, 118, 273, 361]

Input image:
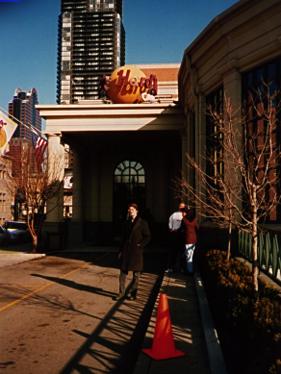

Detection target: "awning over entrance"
[37, 102, 184, 133]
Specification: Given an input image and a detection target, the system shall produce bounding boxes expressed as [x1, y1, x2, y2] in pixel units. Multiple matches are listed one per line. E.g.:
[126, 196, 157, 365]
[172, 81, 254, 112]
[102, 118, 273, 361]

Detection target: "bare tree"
[10, 143, 63, 252]
[179, 90, 281, 292]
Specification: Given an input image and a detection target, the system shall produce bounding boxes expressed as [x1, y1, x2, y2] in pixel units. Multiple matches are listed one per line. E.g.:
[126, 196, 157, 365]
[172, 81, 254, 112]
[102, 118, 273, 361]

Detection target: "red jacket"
[181, 217, 198, 244]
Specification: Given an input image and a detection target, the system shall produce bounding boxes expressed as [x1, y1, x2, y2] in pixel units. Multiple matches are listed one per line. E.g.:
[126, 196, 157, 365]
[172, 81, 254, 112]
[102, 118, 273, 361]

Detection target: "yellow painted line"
[0, 263, 88, 313]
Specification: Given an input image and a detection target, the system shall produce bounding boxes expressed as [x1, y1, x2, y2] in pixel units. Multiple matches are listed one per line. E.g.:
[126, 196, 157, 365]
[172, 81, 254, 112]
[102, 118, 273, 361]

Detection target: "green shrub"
[200, 249, 281, 374]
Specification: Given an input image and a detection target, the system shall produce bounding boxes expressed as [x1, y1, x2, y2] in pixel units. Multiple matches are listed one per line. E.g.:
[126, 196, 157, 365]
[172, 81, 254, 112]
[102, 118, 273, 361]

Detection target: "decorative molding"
[38, 103, 185, 134]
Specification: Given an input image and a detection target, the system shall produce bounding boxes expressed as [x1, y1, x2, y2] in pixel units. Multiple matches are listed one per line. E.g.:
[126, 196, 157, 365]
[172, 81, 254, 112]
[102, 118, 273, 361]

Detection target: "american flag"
[32, 133, 48, 169]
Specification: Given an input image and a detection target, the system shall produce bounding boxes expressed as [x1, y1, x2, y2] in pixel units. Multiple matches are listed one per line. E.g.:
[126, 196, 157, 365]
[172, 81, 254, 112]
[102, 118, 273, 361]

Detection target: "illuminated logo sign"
[107, 65, 158, 104]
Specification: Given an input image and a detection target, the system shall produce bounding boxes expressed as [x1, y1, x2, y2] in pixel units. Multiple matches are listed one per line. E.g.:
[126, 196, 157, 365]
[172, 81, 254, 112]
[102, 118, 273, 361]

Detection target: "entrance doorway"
[113, 160, 145, 238]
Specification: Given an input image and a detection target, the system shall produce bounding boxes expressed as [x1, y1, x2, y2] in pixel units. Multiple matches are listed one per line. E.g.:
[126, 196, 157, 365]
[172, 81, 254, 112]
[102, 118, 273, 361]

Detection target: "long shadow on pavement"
[59, 272, 163, 374]
[31, 273, 117, 298]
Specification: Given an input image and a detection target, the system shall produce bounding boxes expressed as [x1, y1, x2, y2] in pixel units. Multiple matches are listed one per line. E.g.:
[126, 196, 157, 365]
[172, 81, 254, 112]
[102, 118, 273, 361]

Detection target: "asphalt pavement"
[0, 246, 227, 374]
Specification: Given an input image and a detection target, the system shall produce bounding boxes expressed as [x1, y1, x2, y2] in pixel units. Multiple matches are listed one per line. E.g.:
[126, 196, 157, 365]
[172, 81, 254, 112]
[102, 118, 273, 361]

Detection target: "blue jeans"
[184, 243, 196, 273]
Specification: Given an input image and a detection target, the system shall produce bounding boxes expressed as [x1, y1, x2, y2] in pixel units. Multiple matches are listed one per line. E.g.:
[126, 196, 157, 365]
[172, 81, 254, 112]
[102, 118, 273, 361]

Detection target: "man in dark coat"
[115, 203, 151, 300]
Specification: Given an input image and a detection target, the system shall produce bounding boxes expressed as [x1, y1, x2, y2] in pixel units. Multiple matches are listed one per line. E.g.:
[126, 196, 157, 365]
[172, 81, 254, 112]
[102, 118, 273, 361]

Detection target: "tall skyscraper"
[8, 88, 42, 140]
[7, 88, 42, 178]
[57, 0, 125, 104]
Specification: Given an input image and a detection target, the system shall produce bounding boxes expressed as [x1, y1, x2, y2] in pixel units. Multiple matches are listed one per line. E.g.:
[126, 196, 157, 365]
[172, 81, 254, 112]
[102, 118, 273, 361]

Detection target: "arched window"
[114, 160, 145, 186]
[113, 160, 146, 230]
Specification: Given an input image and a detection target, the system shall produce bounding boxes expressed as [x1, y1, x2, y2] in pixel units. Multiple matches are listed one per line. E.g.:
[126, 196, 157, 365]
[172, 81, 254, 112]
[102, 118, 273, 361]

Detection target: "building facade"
[7, 88, 42, 180]
[38, 64, 183, 247]
[8, 88, 41, 141]
[38, 0, 281, 249]
[57, 0, 125, 104]
[179, 0, 281, 223]
[0, 156, 13, 225]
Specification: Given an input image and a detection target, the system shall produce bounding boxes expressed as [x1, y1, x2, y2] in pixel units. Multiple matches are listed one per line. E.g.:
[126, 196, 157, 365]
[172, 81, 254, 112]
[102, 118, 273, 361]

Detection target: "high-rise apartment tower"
[57, 0, 125, 104]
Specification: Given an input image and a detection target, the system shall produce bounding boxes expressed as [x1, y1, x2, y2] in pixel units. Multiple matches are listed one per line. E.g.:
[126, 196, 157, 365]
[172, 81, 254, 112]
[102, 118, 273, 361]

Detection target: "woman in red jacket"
[181, 208, 198, 274]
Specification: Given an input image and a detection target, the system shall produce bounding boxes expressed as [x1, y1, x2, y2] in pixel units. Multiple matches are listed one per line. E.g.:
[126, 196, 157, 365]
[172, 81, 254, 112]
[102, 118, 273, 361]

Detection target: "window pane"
[122, 175, 129, 183]
[114, 160, 146, 190]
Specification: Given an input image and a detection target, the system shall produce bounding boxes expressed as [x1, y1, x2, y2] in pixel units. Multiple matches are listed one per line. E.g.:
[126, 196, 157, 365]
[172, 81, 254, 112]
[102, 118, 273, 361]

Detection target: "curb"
[0, 252, 46, 268]
[194, 272, 228, 374]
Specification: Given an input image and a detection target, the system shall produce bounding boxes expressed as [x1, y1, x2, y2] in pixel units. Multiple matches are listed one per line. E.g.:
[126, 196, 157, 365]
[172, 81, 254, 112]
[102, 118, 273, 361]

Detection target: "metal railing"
[238, 228, 281, 283]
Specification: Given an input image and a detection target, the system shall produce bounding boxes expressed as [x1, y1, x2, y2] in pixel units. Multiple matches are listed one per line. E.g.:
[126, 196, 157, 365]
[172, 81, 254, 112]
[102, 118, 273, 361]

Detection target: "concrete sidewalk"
[134, 272, 227, 374]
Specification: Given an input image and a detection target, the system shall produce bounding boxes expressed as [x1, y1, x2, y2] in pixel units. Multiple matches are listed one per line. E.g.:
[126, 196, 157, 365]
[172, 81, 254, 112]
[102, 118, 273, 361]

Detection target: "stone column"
[67, 147, 83, 246]
[223, 67, 242, 115]
[181, 124, 188, 184]
[223, 68, 243, 213]
[195, 93, 206, 219]
[46, 133, 64, 223]
[71, 148, 82, 221]
[196, 93, 206, 171]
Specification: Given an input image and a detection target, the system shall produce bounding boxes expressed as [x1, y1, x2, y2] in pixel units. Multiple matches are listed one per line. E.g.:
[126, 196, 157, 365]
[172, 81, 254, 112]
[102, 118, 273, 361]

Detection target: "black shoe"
[164, 268, 173, 274]
[126, 291, 137, 300]
[113, 293, 124, 301]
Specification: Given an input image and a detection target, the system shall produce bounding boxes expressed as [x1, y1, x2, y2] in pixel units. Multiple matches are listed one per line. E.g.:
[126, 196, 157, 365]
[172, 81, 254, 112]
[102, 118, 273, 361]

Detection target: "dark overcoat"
[119, 216, 151, 272]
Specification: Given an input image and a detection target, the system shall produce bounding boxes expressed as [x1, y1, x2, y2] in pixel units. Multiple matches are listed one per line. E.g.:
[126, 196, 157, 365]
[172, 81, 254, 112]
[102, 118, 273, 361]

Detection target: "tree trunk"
[226, 220, 232, 261]
[252, 187, 259, 292]
[31, 234, 38, 253]
[28, 219, 38, 253]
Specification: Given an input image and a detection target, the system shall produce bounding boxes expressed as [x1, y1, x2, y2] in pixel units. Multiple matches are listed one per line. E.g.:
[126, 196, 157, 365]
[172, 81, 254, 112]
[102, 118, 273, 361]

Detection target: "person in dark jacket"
[181, 208, 198, 274]
[115, 203, 151, 300]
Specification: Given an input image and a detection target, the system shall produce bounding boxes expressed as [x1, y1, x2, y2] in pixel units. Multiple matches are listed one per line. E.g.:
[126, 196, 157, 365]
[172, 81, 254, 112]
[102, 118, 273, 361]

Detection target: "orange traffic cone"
[143, 292, 186, 360]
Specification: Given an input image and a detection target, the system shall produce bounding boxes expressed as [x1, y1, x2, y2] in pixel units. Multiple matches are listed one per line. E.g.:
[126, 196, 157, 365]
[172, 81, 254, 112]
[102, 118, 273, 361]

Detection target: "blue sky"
[0, 0, 238, 110]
